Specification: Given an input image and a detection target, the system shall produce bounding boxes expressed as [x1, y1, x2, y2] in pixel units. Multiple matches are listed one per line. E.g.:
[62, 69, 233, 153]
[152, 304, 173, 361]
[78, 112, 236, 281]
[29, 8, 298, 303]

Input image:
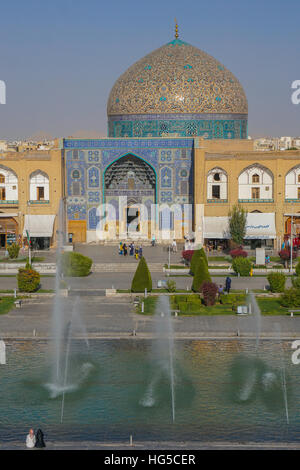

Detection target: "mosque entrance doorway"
[104, 154, 156, 239]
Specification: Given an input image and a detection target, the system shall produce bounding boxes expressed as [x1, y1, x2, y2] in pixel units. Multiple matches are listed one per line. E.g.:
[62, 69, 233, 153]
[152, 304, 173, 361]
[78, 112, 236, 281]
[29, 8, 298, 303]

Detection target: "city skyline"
[0, 0, 299, 139]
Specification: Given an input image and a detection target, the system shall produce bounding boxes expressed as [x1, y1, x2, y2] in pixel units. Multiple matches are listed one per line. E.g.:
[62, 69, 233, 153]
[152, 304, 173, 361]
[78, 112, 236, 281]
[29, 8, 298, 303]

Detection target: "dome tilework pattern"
[107, 39, 248, 116]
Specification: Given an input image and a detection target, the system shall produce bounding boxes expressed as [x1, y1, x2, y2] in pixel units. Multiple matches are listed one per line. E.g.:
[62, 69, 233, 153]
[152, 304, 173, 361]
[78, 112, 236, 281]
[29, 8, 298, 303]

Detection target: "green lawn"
[257, 298, 289, 315]
[0, 297, 16, 315]
[135, 294, 292, 316]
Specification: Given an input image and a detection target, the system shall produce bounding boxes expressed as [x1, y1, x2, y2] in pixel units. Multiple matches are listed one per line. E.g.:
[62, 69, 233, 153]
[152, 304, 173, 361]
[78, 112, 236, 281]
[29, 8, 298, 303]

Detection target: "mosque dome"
[107, 34, 248, 139]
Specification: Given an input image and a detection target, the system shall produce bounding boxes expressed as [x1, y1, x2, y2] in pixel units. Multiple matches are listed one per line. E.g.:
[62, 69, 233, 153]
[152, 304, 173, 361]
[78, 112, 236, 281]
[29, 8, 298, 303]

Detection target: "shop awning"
[203, 213, 276, 240]
[23, 215, 56, 238]
[203, 217, 230, 239]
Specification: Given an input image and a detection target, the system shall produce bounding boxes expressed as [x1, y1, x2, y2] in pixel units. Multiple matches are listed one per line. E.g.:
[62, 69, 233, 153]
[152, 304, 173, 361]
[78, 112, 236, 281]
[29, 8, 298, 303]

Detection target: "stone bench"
[14, 300, 22, 308]
[289, 310, 300, 317]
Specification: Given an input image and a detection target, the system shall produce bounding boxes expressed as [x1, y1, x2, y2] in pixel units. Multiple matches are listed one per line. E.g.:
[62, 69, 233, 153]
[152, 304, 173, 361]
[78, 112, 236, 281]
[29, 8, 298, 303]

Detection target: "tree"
[228, 204, 247, 245]
[190, 248, 208, 275]
[192, 257, 211, 292]
[131, 256, 152, 292]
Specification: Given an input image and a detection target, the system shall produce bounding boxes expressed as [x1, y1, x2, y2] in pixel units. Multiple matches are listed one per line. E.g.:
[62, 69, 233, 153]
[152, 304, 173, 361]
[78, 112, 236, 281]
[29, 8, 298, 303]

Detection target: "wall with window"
[29, 170, 49, 201]
[207, 168, 227, 200]
[0, 166, 18, 201]
[285, 166, 300, 199]
[238, 165, 273, 200]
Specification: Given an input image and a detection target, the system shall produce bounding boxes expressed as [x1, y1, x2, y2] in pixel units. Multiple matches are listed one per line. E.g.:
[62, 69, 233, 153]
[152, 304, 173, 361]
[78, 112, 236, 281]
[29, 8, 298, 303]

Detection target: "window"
[298, 174, 300, 183]
[212, 185, 220, 199]
[72, 170, 80, 179]
[72, 181, 80, 196]
[73, 150, 79, 160]
[298, 187, 300, 199]
[213, 173, 220, 181]
[37, 186, 45, 201]
[252, 174, 260, 183]
[0, 188, 5, 200]
[252, 187, 260, 199]
[0, 174, 4, 184]
[180, 180, 188, 195]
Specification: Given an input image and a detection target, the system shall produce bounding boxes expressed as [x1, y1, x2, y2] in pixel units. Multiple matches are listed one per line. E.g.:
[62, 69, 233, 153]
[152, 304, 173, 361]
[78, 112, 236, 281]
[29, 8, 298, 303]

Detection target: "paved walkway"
[0, 294, 299, 339]
[0, 273, 292, 291]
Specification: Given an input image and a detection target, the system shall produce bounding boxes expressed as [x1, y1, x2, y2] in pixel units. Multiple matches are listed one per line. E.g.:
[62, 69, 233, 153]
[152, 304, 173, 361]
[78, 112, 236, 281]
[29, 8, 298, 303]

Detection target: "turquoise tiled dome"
[107, 38, 248, 116]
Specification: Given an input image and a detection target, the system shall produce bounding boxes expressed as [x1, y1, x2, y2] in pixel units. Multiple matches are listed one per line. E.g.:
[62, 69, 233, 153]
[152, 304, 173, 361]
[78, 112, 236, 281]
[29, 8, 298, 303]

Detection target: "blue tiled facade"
[107, 114, 248, 139]
[63, 138, 194, 230]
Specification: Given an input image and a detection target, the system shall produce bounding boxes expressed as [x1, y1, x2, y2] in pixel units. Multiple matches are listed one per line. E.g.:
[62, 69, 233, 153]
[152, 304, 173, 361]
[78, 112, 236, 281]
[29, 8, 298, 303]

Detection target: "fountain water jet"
[144, 295, 176, 422]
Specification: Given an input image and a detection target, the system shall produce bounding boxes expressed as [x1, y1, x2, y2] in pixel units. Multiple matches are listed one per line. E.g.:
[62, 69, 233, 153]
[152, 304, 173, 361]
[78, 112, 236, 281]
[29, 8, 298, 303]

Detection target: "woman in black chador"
[35, 429, 46, 448]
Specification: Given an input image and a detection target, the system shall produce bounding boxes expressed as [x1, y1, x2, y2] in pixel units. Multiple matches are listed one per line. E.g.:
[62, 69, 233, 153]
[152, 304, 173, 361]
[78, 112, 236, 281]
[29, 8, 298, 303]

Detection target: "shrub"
[279, 249, 297, 261]
[192, 257, 211, 292]
[280, 288, 300, 308]
[60, 252, 92, 277]
[131, 256, 152, 292]
[166, 279, 176, 293]
[229, 248, 248, 259]
[296, 260, 300, 277]
[190, 248, 208, 275]
[17, 268, 40, 292]
[267, 272, 286, 293]
[182, 250, 194, 263]
[232, 257, 252, 276]
[7, 243, 20, 259]
[202, 281, 218, 306]
[292, 276, 300, 289]
[220, 294, 246, 305]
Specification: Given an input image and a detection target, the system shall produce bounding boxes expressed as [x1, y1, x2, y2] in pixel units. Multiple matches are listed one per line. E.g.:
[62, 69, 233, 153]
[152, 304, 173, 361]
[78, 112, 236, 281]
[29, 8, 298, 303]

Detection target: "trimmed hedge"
[7, 243, 20, 259]
[17, 268, 40, 292]
[192, 257, 211, 292]
[292, 276, 300, 289]
[131, 256, 152, 292]
[60, 252, 92, 277]
[220, 293, 246, 305]
[267, 272, 286, 293]
[190, 248, 208, 275]
[232, 257, 252, 276]
[280, 288, 300, 308]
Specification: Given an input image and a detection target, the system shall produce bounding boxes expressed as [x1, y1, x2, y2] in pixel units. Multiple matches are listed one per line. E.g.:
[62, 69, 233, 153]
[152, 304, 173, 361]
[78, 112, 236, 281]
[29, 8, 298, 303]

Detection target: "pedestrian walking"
[172, 239, 177, 253]
[225, 276, 231, 294]
[129, 243, 134, 256]
[138, 245, 143, 259]
[135, 247, 139, 260]
[123, 243, 127, 256]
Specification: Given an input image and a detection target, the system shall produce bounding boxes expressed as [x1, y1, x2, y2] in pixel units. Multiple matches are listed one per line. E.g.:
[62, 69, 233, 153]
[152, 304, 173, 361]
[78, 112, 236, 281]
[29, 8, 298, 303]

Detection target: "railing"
[238, 198, 274, 203]
[29, 200, 50, 204]
[285, 199, 300, 203]
[207, 199, 228, 203]
[0, 200, 18, 205]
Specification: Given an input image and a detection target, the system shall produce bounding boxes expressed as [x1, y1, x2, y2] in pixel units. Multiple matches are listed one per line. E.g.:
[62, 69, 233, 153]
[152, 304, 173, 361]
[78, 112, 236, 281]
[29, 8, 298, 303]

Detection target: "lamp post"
[27, 200, 31, 266]
[290, 212, 294, 273]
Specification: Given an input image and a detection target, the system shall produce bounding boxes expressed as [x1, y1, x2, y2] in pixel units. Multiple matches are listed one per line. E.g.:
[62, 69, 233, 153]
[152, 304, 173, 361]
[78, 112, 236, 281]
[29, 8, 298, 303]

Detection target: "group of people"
[26, 428, 46, 449]
[217, 276, 232, 298]
[119, 242, 143, 260]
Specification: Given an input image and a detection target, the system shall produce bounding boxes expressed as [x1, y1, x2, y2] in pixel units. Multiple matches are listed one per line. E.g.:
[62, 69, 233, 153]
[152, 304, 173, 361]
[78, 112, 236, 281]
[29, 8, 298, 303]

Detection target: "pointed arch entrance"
[103, 154, 157, 238]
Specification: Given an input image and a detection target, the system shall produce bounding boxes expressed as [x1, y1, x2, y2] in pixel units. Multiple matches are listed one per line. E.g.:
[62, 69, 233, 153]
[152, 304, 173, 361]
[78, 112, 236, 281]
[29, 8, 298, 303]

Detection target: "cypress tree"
[192, 257, 211, 292]
[190, 248, 208, 275]
[131, 256, 152, 292]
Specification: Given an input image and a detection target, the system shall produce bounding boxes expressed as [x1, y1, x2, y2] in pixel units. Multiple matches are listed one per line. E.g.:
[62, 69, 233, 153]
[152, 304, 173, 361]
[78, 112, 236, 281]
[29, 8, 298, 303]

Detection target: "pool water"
[0, 338, 299, 443]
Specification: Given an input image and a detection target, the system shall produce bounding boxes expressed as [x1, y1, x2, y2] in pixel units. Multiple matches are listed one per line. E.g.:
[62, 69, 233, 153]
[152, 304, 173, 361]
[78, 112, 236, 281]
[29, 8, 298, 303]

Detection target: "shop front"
[203, 213, 276, 251]
[0, 214, 19, 248]
[23, 215, 56, 250]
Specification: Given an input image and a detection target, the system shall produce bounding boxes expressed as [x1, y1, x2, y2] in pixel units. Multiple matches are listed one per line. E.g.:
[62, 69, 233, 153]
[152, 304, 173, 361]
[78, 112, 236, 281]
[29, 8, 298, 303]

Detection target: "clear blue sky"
[0, 0, 299, 140]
